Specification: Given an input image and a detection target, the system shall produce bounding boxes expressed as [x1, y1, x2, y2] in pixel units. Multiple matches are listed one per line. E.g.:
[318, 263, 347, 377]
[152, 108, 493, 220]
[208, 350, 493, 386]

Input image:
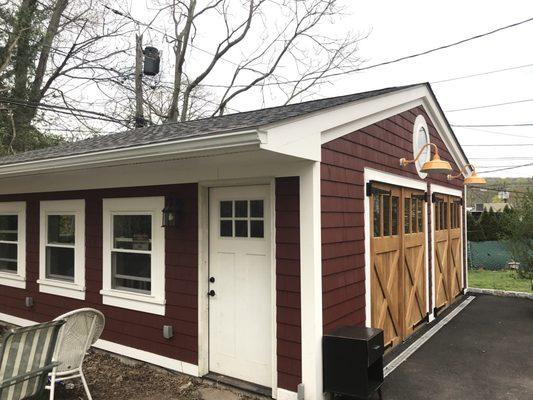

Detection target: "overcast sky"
[129, 0, 533, 178]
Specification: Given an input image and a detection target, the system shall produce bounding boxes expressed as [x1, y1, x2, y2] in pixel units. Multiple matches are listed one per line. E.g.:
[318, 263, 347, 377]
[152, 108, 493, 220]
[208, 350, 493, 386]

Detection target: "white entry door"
[208, 185, 272, 387]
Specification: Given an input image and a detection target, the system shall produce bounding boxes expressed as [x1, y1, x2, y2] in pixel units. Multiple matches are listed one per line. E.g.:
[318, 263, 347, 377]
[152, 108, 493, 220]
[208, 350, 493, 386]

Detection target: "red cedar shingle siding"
[0, 184, 199, 364]
[275, 177, 302, 392]
[321, 106, 464, 333]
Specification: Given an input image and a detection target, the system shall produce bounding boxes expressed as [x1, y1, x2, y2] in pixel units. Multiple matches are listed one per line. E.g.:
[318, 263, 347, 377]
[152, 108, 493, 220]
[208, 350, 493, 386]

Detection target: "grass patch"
[468, 269, 533, 293]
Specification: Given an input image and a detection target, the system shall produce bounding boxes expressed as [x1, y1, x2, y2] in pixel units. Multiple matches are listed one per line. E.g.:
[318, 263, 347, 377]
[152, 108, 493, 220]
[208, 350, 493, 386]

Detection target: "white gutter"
[0, 129, 265, 177]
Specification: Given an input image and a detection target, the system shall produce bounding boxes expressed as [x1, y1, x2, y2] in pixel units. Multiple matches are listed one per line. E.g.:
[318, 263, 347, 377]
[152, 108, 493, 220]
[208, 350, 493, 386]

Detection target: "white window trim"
[38, 200, 85, 299]
[0, 202, 26, 289]
[413, 115, 430, 179]
[101, 197, 166, 316]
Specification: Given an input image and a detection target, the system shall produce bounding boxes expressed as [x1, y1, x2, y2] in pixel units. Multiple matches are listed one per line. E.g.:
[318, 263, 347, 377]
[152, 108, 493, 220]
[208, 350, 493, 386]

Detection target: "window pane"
[382, 195, 390, 236]
[48, 215, 75, 244]
[235, 220, 248, 237]
[113, 215, 151, 251]
[46, 246, 74, 281]
[235, 201, 248, 218]
[220, 201, 232, 218]
[250, 220, 264, 238]
[250, 200, 264, 218]
[0, 243, 17, 272]
[443, 203, 448, 230]
[112, 252, 151, 293]
[411, 199, 417, 233]
[392, 197, 399, 235]
[404, 198, 410, 233]
[220, 220, 232, 237]
[0, 215, 18, 242]
[417, 199, 423, 232]
[373, 195, 380, 237]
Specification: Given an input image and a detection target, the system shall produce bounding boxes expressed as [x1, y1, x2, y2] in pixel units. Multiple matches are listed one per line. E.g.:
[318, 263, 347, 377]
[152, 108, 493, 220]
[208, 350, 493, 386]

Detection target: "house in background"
[0, 83, 470, 400]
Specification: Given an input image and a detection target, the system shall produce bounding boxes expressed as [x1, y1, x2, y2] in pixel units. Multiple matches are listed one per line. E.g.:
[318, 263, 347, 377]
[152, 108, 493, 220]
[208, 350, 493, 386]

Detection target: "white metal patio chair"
[0, 320, 65, 400]
[47, 308, 105, 400]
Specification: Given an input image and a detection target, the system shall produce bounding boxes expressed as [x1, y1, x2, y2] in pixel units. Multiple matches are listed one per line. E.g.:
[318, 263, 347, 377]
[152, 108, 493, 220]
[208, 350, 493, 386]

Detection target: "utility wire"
[446, 97, 533, 113]
[462, 143, 533, 146]
[431, 62, 533, 84]
[478, 162, 533, 174]
[454, 126, 533, 139]
[453, 123, 533, 128]
[104, 6, 533, 88]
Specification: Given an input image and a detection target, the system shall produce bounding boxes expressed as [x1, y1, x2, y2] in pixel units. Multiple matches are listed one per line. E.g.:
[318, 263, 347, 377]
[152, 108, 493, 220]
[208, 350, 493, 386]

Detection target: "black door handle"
[208, 290, 216, 297]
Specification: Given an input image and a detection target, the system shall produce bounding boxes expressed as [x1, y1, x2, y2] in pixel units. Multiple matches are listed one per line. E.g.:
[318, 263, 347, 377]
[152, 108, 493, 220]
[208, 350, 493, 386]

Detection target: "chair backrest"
[53, 308, 105, 373]
[0, 320, 65, 400]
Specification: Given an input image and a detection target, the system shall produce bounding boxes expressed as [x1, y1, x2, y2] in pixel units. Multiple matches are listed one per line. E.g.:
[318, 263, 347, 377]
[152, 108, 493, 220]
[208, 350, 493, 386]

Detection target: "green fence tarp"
[468, 240, 513, 270]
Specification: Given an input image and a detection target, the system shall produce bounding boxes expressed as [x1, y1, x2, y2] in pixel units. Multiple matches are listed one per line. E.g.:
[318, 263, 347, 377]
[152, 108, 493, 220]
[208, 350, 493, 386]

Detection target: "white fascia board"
[262, 84, 470, 172]
[0, 130, 264, 178]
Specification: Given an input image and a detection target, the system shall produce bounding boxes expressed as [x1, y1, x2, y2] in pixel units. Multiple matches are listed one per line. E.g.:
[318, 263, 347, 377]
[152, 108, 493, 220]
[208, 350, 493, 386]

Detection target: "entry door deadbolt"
[208, 290, 216, 297]
[209, 277, 215, 283]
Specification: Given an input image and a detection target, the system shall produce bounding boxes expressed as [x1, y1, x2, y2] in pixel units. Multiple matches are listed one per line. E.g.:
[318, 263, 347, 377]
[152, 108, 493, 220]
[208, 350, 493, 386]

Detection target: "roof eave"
[0, 129, 265, 178]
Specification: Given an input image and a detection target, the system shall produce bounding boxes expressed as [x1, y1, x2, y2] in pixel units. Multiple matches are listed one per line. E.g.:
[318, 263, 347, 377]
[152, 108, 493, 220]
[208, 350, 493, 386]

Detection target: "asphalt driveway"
[381, 294, 533, 400]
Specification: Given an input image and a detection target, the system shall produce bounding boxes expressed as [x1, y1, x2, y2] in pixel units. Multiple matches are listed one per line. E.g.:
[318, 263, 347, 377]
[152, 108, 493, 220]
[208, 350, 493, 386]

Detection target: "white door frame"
[197, 179, 278, 395]
[363, 168, 430, 328]
[429, 184, 464, 317]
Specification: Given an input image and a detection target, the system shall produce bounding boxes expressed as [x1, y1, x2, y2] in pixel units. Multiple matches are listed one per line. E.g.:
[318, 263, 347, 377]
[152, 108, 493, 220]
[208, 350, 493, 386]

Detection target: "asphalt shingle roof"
[0, 85, 418, 166]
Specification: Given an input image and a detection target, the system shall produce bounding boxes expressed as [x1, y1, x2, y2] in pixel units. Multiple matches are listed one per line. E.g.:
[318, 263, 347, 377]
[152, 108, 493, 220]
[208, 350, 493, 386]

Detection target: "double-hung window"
[0, 202, 26, 288]
[38, 200, 85, 299]
[101, 197, 165, 315]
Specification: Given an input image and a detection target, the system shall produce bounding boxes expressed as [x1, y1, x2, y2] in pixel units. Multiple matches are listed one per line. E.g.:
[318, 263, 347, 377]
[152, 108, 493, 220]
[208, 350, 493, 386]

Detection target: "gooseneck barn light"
[400, 142, 453, 174]
[447, 163, 487, 185]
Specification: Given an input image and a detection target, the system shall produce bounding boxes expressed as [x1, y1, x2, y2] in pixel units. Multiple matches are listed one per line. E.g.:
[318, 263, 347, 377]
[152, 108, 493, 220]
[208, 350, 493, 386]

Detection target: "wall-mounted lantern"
[162, 198, 182, 228]
[447, 163, 486, 185]
[400, 142, 452, 174]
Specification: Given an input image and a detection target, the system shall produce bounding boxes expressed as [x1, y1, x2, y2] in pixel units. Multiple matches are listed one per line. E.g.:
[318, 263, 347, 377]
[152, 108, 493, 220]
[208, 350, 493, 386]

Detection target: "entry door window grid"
[0, 214, 18, 273]
[219, 200, 264, 238]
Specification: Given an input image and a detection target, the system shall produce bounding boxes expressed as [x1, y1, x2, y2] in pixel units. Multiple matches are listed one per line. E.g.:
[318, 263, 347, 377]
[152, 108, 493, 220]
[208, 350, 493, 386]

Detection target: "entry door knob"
[208, 290, 216, 297]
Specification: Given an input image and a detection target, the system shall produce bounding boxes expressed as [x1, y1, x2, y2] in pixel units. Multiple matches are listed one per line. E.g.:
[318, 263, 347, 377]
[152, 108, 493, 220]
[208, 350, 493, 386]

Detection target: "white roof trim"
[0, 130, 264, 177]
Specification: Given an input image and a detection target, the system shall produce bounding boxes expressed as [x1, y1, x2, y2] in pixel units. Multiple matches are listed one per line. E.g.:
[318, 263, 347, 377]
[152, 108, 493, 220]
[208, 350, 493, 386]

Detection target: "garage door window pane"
[411, 199, 417, 233]
[404, 198, 410, 233]
[417, 199, 423, 232]
[47, 215, 75, 244]
[46, 246, 74, 281]
[373, 195, 381, 237]
[0, 243, 17, 272]
[0, 215, 17, 242]
[112, 252, 151, 293]
[382, 195, 390, 236]
[392, 197, 399, 235]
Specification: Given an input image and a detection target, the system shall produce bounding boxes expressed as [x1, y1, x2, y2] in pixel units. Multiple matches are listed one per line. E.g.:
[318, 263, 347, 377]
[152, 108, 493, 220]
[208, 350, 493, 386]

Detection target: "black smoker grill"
[323, 326, 384, 399]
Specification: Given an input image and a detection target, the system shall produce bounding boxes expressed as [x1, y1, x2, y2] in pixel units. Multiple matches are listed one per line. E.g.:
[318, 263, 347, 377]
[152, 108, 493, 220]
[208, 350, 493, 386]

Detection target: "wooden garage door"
[370, 183, 427, 349]
[433, 194, 463, 313]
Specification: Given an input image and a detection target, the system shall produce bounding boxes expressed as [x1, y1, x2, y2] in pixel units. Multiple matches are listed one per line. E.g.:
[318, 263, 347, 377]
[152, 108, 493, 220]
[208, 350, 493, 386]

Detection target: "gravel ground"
[51, 351, 258, 400]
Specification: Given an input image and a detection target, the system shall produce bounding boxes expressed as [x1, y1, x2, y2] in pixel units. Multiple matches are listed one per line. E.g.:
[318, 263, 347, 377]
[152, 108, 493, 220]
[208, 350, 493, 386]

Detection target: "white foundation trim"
[0, 312, 199, 376]
[363, 168, 430, 327]
[299, 162, 324, 400]
[383, 296, 475, 377]
[277, 388, 298, 400]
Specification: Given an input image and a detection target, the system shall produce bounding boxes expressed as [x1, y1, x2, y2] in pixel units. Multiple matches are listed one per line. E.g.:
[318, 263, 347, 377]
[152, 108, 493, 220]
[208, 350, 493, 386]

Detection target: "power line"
[478, 162, 533, 174]
[462, 143, 533, 146]
[0, 98, 128, 124]
[104, 6, 533, 88]
[470, 157, 533, 160]
[430, 62, 533, 84]
[453, 123, 533, 128]
[446, 97, 533, 113]
[454, 126, 533, 139]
